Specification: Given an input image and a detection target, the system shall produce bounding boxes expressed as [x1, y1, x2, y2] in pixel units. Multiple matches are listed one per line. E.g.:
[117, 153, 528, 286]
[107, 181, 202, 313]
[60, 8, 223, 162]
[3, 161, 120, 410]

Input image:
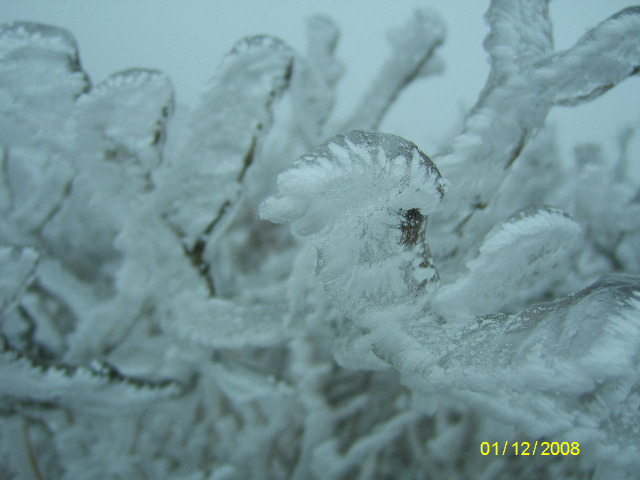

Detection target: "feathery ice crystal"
[1, 2, 640, 479]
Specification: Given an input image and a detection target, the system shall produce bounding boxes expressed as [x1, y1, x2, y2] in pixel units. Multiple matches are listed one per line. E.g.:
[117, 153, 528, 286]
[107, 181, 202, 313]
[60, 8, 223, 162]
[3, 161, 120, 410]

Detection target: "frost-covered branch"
[342, 9, 446, 131]
[0, 335, 183, 411]
[430, 2, 640, 278]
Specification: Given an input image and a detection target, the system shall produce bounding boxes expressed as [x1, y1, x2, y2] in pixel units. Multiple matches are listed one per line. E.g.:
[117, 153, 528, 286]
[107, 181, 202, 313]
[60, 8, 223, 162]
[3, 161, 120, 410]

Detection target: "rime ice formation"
[261, 130, 445, 318]
[1, 2, 640, 479]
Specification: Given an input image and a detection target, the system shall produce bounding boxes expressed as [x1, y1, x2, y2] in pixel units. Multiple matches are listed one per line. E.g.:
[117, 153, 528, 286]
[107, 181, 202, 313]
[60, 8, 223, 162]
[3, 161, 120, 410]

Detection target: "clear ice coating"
[1, 4, 640, 479]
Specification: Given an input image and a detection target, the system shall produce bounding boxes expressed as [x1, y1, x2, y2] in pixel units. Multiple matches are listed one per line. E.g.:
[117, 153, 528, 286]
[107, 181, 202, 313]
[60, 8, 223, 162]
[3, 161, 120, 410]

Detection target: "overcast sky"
[2, 1, 639, 170]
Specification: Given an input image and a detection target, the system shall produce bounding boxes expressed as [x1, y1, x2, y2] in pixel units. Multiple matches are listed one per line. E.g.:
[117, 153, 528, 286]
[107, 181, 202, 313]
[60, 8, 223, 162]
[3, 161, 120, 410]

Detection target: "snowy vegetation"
[1, 1, 640, 479]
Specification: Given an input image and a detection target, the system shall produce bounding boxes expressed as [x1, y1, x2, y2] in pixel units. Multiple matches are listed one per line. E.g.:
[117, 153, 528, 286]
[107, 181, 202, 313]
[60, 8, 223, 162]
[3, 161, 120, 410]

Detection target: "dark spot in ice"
[399, 208, 424, 246]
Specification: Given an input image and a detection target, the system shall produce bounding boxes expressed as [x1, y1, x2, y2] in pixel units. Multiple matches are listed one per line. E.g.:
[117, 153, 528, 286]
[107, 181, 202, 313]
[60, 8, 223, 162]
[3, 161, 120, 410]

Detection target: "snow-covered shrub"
[1, 2, 640, 479]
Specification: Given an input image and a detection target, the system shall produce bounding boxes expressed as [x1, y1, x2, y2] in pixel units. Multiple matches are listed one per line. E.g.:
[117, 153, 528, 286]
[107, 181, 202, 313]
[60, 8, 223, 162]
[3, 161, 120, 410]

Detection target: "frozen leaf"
[0, 22, 89, 147]
[435, 206, 582, 317]
[161, 35, 294, 248]
[74, 68, 175, 170]
[37, 70, 175, 282]
[261, 130, 445, 316]
[0, 6, 639, 478]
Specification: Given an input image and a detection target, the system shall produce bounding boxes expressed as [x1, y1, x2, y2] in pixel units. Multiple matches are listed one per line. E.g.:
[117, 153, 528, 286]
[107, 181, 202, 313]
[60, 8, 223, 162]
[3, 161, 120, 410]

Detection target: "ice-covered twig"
[0, 247, 38, 313]
[112, 209, 291, 352]
[482, 0, 553, 84]
[305, 15, 343, 88]
[341, 9, 446, 131]
[1, 5, 639, 478]
[0, 335, 183, 412]
[289, 15, 344, 147]
[311, 410, 418, 480]
[431, 3, 640, 275]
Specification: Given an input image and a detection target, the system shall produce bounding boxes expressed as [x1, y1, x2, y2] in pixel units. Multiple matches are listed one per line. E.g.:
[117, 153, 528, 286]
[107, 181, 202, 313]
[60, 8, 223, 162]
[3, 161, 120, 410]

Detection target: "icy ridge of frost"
[435, 205, 582, 317]
[73, 68, 174, 169]
[0, 335, 183, 411]
[0, 21, 79, 61]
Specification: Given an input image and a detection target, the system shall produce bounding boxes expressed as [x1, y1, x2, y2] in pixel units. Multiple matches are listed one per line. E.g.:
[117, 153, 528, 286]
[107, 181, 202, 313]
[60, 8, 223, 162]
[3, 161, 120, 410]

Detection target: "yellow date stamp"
[480, 441, 580, 456]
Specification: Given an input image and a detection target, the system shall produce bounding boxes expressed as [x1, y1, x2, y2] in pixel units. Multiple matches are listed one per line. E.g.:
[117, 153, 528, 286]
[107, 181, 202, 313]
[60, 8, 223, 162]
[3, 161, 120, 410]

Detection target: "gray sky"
[2, 1, 639, 170]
